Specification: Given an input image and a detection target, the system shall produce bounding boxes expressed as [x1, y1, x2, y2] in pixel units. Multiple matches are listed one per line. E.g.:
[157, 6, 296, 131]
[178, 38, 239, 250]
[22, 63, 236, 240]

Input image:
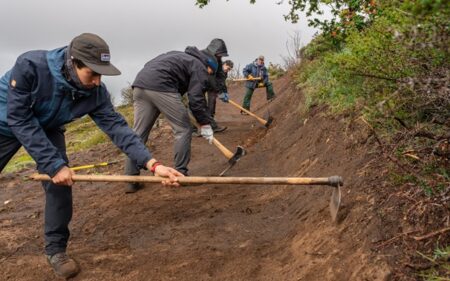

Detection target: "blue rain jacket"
[0, 47, 152, 176]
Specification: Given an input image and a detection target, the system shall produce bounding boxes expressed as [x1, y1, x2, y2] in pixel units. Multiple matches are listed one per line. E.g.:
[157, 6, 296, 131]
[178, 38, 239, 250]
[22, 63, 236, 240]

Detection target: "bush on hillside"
[121, 84, 133, 106]
[295, 3, 449, 277]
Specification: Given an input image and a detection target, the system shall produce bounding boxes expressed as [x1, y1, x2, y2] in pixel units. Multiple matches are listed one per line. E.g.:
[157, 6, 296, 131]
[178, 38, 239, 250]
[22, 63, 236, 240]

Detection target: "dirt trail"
[0, 75, 393, 280]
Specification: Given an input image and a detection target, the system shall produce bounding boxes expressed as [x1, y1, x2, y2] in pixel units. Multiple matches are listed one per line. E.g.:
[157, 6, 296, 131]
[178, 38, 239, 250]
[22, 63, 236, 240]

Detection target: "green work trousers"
[242, 82, 275, 110]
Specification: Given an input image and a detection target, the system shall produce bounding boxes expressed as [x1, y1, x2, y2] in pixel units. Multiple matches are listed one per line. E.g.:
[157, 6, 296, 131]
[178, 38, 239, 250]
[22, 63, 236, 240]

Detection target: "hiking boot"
[240, 110, 249, 115]
[125, 182, 141, 193]
[46, 252, 80, 279]
[213, 126, 227, 133]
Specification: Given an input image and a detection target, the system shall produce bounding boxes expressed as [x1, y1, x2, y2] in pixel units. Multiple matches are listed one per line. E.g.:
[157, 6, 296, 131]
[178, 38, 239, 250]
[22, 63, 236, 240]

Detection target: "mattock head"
[330, 186, 341, 222]
[265, 116, 274, 128]
[219, 146, 246, 176]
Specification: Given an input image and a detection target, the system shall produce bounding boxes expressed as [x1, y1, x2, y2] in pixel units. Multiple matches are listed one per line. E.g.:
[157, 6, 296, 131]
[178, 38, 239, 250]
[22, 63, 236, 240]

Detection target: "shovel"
[30, 174, 342, 221]
[227, 99, 273, 128]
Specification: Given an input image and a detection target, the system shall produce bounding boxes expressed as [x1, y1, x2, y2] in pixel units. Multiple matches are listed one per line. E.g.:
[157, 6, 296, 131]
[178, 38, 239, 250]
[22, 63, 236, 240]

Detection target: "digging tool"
[231, 77, 262, 82]
[227, 99, 273, 128]
[71, 160, 119, 171]
[189, 114, 246, 176]
[30, 174, 343, 221]
[330, 183, 342, 222]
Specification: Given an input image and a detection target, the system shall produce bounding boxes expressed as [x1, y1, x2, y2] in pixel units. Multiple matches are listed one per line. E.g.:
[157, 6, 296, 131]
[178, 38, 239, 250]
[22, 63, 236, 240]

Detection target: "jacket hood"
[185, 46, 218, 73]
[205, 38, 228, 57]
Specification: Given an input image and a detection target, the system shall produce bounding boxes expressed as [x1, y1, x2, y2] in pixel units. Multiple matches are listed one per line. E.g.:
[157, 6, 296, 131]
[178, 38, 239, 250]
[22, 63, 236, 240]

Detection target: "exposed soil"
[0, 74, 442, 280]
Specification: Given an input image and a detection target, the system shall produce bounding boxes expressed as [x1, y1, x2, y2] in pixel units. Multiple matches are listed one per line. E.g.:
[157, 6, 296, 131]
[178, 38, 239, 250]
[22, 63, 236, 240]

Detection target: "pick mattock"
[228, 99, 273, 128]
[189, 113, 246, 176]
[231, 77, 262, 82]
[71, 160, 119, 171]
[30, 174, 342, 221]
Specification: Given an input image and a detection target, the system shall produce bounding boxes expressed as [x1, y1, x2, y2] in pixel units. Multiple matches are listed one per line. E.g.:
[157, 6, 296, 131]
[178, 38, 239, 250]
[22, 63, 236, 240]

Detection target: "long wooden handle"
[71, 161, 118, 171]
[228, 99, 268, 126]
[212, 138, 234, 159]
[188, 112, 234, 159]
[29, 174, 343, 187]
[232, 77, 262, 82]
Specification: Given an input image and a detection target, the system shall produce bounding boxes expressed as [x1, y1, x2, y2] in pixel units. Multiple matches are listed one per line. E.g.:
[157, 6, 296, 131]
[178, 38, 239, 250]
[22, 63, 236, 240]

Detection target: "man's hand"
[154, 165, 184, 186]
[51, 166, 75, 186]
[247, 74, 254, 80]
[200, 125, 214, 144]
[218, 92, 229, 102]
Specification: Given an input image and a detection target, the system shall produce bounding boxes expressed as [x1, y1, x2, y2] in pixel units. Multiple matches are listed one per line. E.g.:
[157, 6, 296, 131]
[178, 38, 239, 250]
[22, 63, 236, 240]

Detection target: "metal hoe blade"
[219, 146, 246, 176]
[329, 184, 342, 222]
[265, 116, 274, 128]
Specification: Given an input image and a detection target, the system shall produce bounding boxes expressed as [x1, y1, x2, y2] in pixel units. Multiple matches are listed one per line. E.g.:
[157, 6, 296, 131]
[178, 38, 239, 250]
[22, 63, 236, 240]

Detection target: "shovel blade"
[329, 186, 341, 222]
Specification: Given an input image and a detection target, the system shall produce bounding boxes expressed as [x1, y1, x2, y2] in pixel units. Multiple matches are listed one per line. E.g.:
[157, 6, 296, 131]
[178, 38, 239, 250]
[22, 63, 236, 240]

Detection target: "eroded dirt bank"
[1, 75, 394, 280]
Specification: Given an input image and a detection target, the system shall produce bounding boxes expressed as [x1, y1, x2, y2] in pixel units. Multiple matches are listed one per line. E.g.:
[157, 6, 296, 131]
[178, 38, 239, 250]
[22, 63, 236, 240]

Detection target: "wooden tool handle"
[188, 112, 234, 159]
[29, 174, 343, 187]
[212, 138, 234, 159]
[228, 100, 268, 126]
[231, 77, 262, 82]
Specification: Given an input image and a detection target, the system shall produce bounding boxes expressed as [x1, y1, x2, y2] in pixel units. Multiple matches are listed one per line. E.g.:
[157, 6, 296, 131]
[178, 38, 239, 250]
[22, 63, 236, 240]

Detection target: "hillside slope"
[0, 75, 436, 280]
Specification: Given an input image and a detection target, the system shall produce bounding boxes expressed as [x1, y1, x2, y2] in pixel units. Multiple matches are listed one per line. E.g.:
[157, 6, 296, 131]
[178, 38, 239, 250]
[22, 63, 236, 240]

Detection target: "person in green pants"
[241, 55, 275, 113]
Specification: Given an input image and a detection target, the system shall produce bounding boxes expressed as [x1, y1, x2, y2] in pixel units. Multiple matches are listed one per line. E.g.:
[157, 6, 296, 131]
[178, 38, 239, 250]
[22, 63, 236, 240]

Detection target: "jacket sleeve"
[186, 66, 210, 125]
[243, 64, 252, 78]
[216, 69, 228, 93]
[262, 66, 269, 84]
[243, 64, 257, 89]
[7, 57, 67, 177]
[89, 94, 152, 169]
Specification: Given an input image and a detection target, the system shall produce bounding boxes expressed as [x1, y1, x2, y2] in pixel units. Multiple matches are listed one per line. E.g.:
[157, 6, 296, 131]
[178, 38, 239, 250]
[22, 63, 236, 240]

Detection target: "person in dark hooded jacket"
[201, 38, 230, 132]
[0, 33, 182, 279]
[124, 46, 218, 192]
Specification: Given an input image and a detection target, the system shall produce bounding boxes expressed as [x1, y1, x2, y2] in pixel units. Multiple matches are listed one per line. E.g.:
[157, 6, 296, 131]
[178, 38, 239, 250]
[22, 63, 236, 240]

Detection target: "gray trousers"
[124, 87, 192, 176]
[0, 129, 72, 256]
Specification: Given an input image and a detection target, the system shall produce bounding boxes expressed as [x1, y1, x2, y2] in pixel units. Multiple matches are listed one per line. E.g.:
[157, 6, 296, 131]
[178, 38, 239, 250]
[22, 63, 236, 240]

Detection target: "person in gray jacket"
[124, 46, 218, 193]
[0, 33, 182, 279]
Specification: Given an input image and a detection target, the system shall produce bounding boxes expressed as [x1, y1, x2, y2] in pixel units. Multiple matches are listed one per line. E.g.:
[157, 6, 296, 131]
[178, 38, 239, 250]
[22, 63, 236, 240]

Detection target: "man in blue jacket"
[0, 33, 183, 278]
[241, 55, 276, 112]
[124, 45, 217, 193]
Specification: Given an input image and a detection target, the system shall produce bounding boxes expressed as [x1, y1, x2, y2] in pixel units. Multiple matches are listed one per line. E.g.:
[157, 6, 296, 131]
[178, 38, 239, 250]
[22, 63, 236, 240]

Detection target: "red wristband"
[150, 162, 161, 173]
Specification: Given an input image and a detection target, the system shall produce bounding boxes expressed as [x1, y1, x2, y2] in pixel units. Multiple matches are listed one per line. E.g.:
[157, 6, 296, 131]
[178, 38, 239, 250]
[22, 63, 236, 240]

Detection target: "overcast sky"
[0, 0, 321, 104]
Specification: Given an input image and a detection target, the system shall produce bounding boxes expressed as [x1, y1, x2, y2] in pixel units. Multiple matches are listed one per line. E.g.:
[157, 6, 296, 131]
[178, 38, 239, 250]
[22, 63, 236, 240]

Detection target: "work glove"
[200, 125, 214, 144]
[257, 82, 265, 88]
[247, 74, 254, 80]
[218, 92, 229, 103]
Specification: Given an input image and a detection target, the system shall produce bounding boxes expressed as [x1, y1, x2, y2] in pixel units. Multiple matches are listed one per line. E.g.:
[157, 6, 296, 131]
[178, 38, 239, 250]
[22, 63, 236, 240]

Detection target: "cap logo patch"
[100, 53, 110, 62]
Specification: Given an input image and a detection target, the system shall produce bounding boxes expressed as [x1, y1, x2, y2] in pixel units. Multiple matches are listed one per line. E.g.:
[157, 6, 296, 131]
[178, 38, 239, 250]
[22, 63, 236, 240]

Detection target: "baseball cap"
[70, 33, 121, 76]
[258, 55, 265, 61]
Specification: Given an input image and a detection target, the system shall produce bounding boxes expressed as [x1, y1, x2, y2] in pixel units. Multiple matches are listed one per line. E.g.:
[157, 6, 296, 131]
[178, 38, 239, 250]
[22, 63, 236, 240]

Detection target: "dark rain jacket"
[0, 47, 152, 177]
[203, 39, 228, 93]
[132, 46, 213, 125]
[243, 60, 269, 89]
